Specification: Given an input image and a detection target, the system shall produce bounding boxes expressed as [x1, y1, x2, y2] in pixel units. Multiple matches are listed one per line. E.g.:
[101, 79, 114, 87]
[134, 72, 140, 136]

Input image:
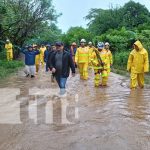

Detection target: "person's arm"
[10, 44, 13, 49]
[69, 54, 75, 74]
[90, 51, 98, 66]
[75, 48, 79, 64]
[144, 51, 149, 73]
[110, 51, 113, 65]
[127, 53, 133, 72]
[34, 50, 40, 55]
[20, 47, 26, 54]
[49, 52, 56, 70]
[44, 51, 47, 62]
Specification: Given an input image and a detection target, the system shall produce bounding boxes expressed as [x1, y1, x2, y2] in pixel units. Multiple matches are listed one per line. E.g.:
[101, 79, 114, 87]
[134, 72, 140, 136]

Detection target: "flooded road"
[0, 68, 150, 150]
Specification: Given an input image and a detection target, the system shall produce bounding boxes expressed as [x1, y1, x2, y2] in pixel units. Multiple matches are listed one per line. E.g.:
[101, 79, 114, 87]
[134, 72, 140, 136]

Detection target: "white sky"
[53, 0, 150, 33]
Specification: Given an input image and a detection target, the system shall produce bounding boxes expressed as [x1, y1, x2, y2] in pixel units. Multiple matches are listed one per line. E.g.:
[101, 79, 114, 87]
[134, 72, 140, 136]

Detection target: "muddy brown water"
[0, 68, 150, 150]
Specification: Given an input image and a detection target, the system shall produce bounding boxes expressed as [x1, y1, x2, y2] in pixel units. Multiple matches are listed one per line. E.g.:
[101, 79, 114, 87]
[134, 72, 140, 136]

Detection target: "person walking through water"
[5, 39, 13, 61]
[33, 44, 40, 74]
[127, 40, 149, 89]
[75, 39, 89, 80]
[70, 42, 77, 67]
[40, 44, 46, 67]
[104, 42, 113, 75]
[90, 42, 109, 87]
[88, 41, 95, 69]
[21, 45, 40, 78]
[44, 44, 51, 72]
[47, 44, 57, 82]
[49, 42, 75, 95]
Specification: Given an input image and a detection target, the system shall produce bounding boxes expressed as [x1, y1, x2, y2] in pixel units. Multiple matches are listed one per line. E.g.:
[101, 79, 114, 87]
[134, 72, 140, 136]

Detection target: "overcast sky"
[53, 0, 150, 33]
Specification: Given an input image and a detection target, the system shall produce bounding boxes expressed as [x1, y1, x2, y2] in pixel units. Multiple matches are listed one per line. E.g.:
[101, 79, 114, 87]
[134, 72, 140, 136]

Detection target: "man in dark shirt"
[49, 42, 75, 95]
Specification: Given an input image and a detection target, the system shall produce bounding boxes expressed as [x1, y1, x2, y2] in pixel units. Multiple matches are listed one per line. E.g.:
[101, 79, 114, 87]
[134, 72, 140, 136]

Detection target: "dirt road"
[0, 69, 150, 150]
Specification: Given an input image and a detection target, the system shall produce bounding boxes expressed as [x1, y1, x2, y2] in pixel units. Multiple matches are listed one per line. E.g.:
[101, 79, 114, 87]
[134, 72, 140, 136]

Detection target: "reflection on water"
[0, 70, 150, 150]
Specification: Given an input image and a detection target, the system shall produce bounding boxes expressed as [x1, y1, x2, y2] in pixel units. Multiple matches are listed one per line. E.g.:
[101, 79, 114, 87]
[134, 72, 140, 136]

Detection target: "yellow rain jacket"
[127, 41, 149, 73]
[88, 46, 95, 57]
[90, 49, 108, 70]
[88, 46, 95, 68]
[5, 43, 13, 52]
[40, 46, 46, 63]
[106, 49, 113, 65]
[90, 48, 109, 86]
[75, 46, 89, 64]
[5, 43, 13, 61]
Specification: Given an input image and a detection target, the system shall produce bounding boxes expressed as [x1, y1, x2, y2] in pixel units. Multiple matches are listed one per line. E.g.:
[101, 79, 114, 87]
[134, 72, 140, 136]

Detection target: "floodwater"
[0, 68, 150, 150]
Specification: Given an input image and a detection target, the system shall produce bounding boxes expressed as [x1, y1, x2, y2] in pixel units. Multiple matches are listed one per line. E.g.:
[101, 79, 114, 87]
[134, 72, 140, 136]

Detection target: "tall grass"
[0, 60, 24, 78]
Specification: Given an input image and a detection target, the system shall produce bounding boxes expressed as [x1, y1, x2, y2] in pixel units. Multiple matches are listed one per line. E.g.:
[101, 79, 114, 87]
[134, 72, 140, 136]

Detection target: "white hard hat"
[97, 42, 104, 49]
[88, 41, 92, 45]
[80, 39, 86, 43]
[6, 39, 10, 42]
[105, 42, 110, 46]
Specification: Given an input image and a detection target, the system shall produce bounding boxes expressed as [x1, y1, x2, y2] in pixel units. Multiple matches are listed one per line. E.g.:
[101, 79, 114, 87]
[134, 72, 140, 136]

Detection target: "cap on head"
[80, 39, 86, 43]
[55, 42, 63, 47]
[46, 44, 51, 47]
[105, 42, 110, 46]
[28, 45, 33, 49]
[6, 39, 10, 42]
[97, 42, 104, 49]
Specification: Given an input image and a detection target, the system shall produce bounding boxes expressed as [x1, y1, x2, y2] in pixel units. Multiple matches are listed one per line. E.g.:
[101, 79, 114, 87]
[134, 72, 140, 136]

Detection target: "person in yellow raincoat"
[5, 39, 13, 61]
[90, 42, 109, 87]
[40, 44, 46, 67]
[127, 40, 149, 89]
[104, 42, 113, 75]
[33, 44, 40, 73]
[88, 41, 95, 69]
[75, 39, 89, 80]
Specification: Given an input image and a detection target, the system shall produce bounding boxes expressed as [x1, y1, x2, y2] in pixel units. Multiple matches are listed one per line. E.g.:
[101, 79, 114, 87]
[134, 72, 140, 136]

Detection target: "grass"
[0, 60, 24, 79]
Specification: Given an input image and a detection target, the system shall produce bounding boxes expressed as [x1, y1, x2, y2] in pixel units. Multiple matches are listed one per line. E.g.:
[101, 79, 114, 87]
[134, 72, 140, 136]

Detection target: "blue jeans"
[56, 76, 67, 95]
[45, 62, 49, 72]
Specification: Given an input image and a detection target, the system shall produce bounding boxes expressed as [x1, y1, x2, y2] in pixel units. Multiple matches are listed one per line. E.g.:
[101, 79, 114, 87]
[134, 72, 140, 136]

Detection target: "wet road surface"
[0, 68, 150, 150]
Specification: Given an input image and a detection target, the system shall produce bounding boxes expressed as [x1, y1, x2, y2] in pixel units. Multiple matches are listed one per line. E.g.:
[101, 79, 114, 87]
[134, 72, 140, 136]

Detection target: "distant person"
[44, 44, 51, 72]
[90, 42, 109, 87]
[40, 44, 46, 67]
[75, 39, 89, 80]
[47, 44, 57, 82]
[49, 42, 75, 95]
[88, 41, 95, 69]
[127, 40, 149, 89]
[104, 42, 113, 75]
[33, 44, 41, 74]
[70, 42, 77, 64]
[21, 45, 40, 78]
[5, 39, 13, 61]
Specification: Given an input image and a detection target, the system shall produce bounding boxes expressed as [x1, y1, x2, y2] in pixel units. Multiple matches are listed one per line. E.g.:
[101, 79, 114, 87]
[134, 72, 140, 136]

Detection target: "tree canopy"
[0, 0, 61, 46]
[85, 1, 150, 35]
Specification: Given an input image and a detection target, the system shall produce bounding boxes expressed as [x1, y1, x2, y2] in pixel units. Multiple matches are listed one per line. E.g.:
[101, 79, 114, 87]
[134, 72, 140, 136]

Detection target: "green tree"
[61, 27, 93, 47]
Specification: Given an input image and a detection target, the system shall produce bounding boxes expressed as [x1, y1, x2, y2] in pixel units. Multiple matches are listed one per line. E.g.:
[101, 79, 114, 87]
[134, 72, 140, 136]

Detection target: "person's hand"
[52, 68, 56, 73]
[75, 62, 78, 67]
[72, 73, 75, 77]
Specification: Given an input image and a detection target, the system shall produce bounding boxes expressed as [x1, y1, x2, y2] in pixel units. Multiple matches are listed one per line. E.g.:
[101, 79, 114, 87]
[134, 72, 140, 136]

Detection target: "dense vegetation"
[0, 0, 150, 78]
[0, 0, 62, 58]
[0, 0, 62, 78]
[62, 1, 150, 71]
